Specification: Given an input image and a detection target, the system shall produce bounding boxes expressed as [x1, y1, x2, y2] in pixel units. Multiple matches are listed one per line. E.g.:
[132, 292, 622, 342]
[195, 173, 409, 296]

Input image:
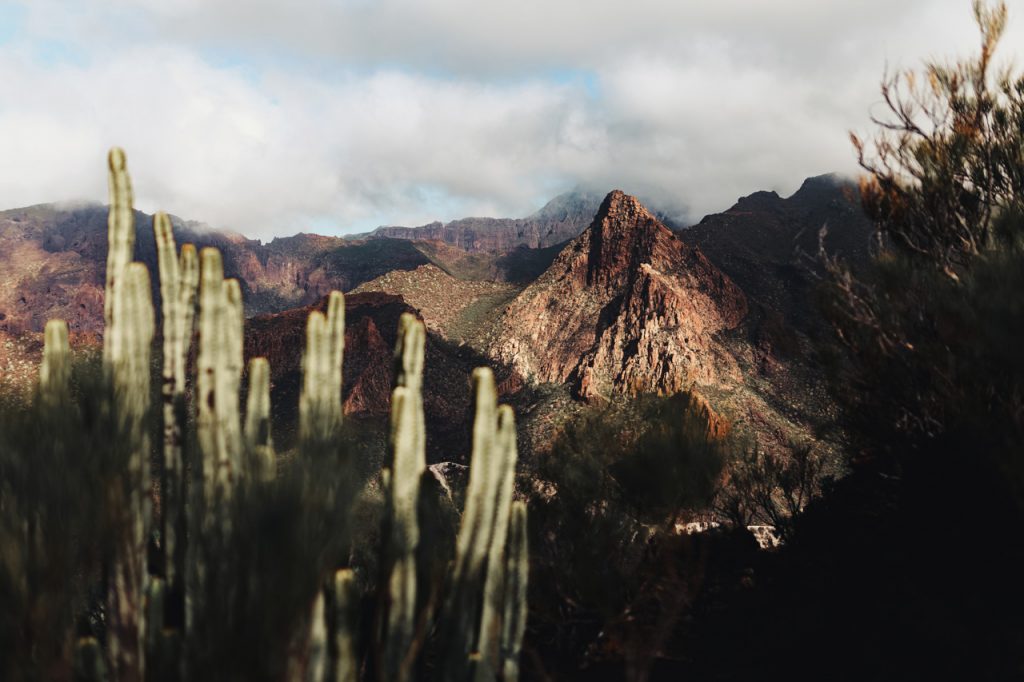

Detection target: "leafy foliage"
[714, 444, 826, 542]
[528, 393, 726, 676]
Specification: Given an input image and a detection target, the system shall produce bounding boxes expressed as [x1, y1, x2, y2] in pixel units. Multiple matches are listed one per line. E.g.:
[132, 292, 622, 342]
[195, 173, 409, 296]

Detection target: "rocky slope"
[684, 174, 872, 330]
[0, 179, 865, 456]
[243, 291, 523, 462]
[350, 264, 519, 343]
[482, 189, 850, 457]
[367, 188, 604, 252]
[489, 190, 748, 401]
[0, 203, 434, 334]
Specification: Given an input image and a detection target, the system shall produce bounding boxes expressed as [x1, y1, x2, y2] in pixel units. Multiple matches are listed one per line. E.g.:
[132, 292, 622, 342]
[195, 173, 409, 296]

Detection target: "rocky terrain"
[0, 178, 867, 457]
[243, 291, 524, 462]
[489, 190, 747, 400]
[684, 173, 873, 331]
[0, 203, 436, 334]
[351, 264, 519, 343]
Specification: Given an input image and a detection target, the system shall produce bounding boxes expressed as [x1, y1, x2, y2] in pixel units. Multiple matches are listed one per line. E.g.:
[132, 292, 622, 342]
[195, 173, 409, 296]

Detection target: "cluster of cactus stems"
[37, 149, 529, 681]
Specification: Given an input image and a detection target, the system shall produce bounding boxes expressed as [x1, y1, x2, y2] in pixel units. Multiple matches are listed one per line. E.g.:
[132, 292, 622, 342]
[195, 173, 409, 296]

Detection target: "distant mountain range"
[0, 176, 873, 457]
[360, 188, 606, 252]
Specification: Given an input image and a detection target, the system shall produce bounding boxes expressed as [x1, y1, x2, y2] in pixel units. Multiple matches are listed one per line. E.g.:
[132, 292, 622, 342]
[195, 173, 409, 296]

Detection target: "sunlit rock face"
[490, 190, 747, 401]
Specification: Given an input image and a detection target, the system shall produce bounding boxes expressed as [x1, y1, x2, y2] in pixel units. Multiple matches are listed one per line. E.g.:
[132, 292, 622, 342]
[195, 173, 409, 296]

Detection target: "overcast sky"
[0, 1, 1021, 238]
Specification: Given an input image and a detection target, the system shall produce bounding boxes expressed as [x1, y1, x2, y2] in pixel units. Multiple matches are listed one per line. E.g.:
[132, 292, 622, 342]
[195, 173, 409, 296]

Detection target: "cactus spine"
[154, 212, 198, 599]
[382, 313, 427, 681]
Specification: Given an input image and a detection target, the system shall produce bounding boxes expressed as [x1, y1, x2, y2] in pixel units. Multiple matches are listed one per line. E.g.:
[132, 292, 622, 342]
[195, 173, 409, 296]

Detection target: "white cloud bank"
[0, 0, 1021, 238]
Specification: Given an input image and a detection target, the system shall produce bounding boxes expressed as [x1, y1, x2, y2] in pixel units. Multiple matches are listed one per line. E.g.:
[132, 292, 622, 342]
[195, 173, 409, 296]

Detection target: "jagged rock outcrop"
[368, 189, 604, 252]
[491, 190, 747, 401]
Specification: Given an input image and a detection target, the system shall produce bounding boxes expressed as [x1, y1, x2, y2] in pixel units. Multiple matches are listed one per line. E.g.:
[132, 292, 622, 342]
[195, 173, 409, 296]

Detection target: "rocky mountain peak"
[586, 190, 668, 289]
[490, 191, 747, 401]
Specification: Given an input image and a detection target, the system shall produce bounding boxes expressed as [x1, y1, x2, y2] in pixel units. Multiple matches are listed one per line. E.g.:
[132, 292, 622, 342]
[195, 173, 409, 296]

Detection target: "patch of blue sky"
[198, 45, 265, 86]
[0, 3, 26, 46]
[544, 68, 602, 99]
[32, 37, 89, 67]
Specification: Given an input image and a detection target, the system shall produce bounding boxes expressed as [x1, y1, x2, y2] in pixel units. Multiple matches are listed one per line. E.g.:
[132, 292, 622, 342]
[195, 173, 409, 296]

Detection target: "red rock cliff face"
[491, 190, 747, 401]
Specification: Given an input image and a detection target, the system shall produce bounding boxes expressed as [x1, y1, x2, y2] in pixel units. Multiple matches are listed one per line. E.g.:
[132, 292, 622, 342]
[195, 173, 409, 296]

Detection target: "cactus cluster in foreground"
[35, 149, 528, 681]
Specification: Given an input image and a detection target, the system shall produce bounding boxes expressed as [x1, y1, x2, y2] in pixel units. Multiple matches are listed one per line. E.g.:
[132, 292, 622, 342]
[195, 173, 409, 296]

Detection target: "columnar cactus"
[217, 278, 245, 482]
[243, 357, 275, 481]
[331, 569, 359, 682]
[440, 367, 501, 677]
[382, 313, 427, 681]
[500, 501, 529, 682]
[107, 261, 156, 682]
[196, 249, 243, 505]
[196, 247, 223, 500]
[299, 291, 345, 444]
[103, 147, 135, 370]
[154, 212, 199, 597]
[474, 405, 519, 680]
[39, 319, 70, 406]
[38, 148, 533, 681]
[307, 591, 328, 682]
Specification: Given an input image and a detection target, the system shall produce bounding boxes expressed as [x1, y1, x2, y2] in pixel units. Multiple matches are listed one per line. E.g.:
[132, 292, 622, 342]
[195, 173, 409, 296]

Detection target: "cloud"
[1, 1, 1022, 237]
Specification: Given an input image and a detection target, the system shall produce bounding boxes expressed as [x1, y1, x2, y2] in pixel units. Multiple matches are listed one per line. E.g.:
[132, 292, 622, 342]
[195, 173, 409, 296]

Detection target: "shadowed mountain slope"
[683, 174, 873, 329]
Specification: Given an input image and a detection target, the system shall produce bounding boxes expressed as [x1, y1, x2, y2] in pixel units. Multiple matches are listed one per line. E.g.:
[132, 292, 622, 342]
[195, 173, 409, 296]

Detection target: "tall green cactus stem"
[104, 147, 135, 370]
[331, 569, 359, 682]
[307, 591, 327, 682]
[188, 247, 225, 637]
[499, 501, 529, 682]
[216, 278, 244, 484]
[196, 247, 237, 504]
[473, 405, 519, 680]
[382, 314, 426, 681]
[107, 261, 155, 682]
[299, 291, 345, 443]
[144, 577, 167, 667]
[243, 357, 275, 482]
[154, 212, 198, 595]
[39, 319, 70, 406]
[441, 367, 502, 678]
